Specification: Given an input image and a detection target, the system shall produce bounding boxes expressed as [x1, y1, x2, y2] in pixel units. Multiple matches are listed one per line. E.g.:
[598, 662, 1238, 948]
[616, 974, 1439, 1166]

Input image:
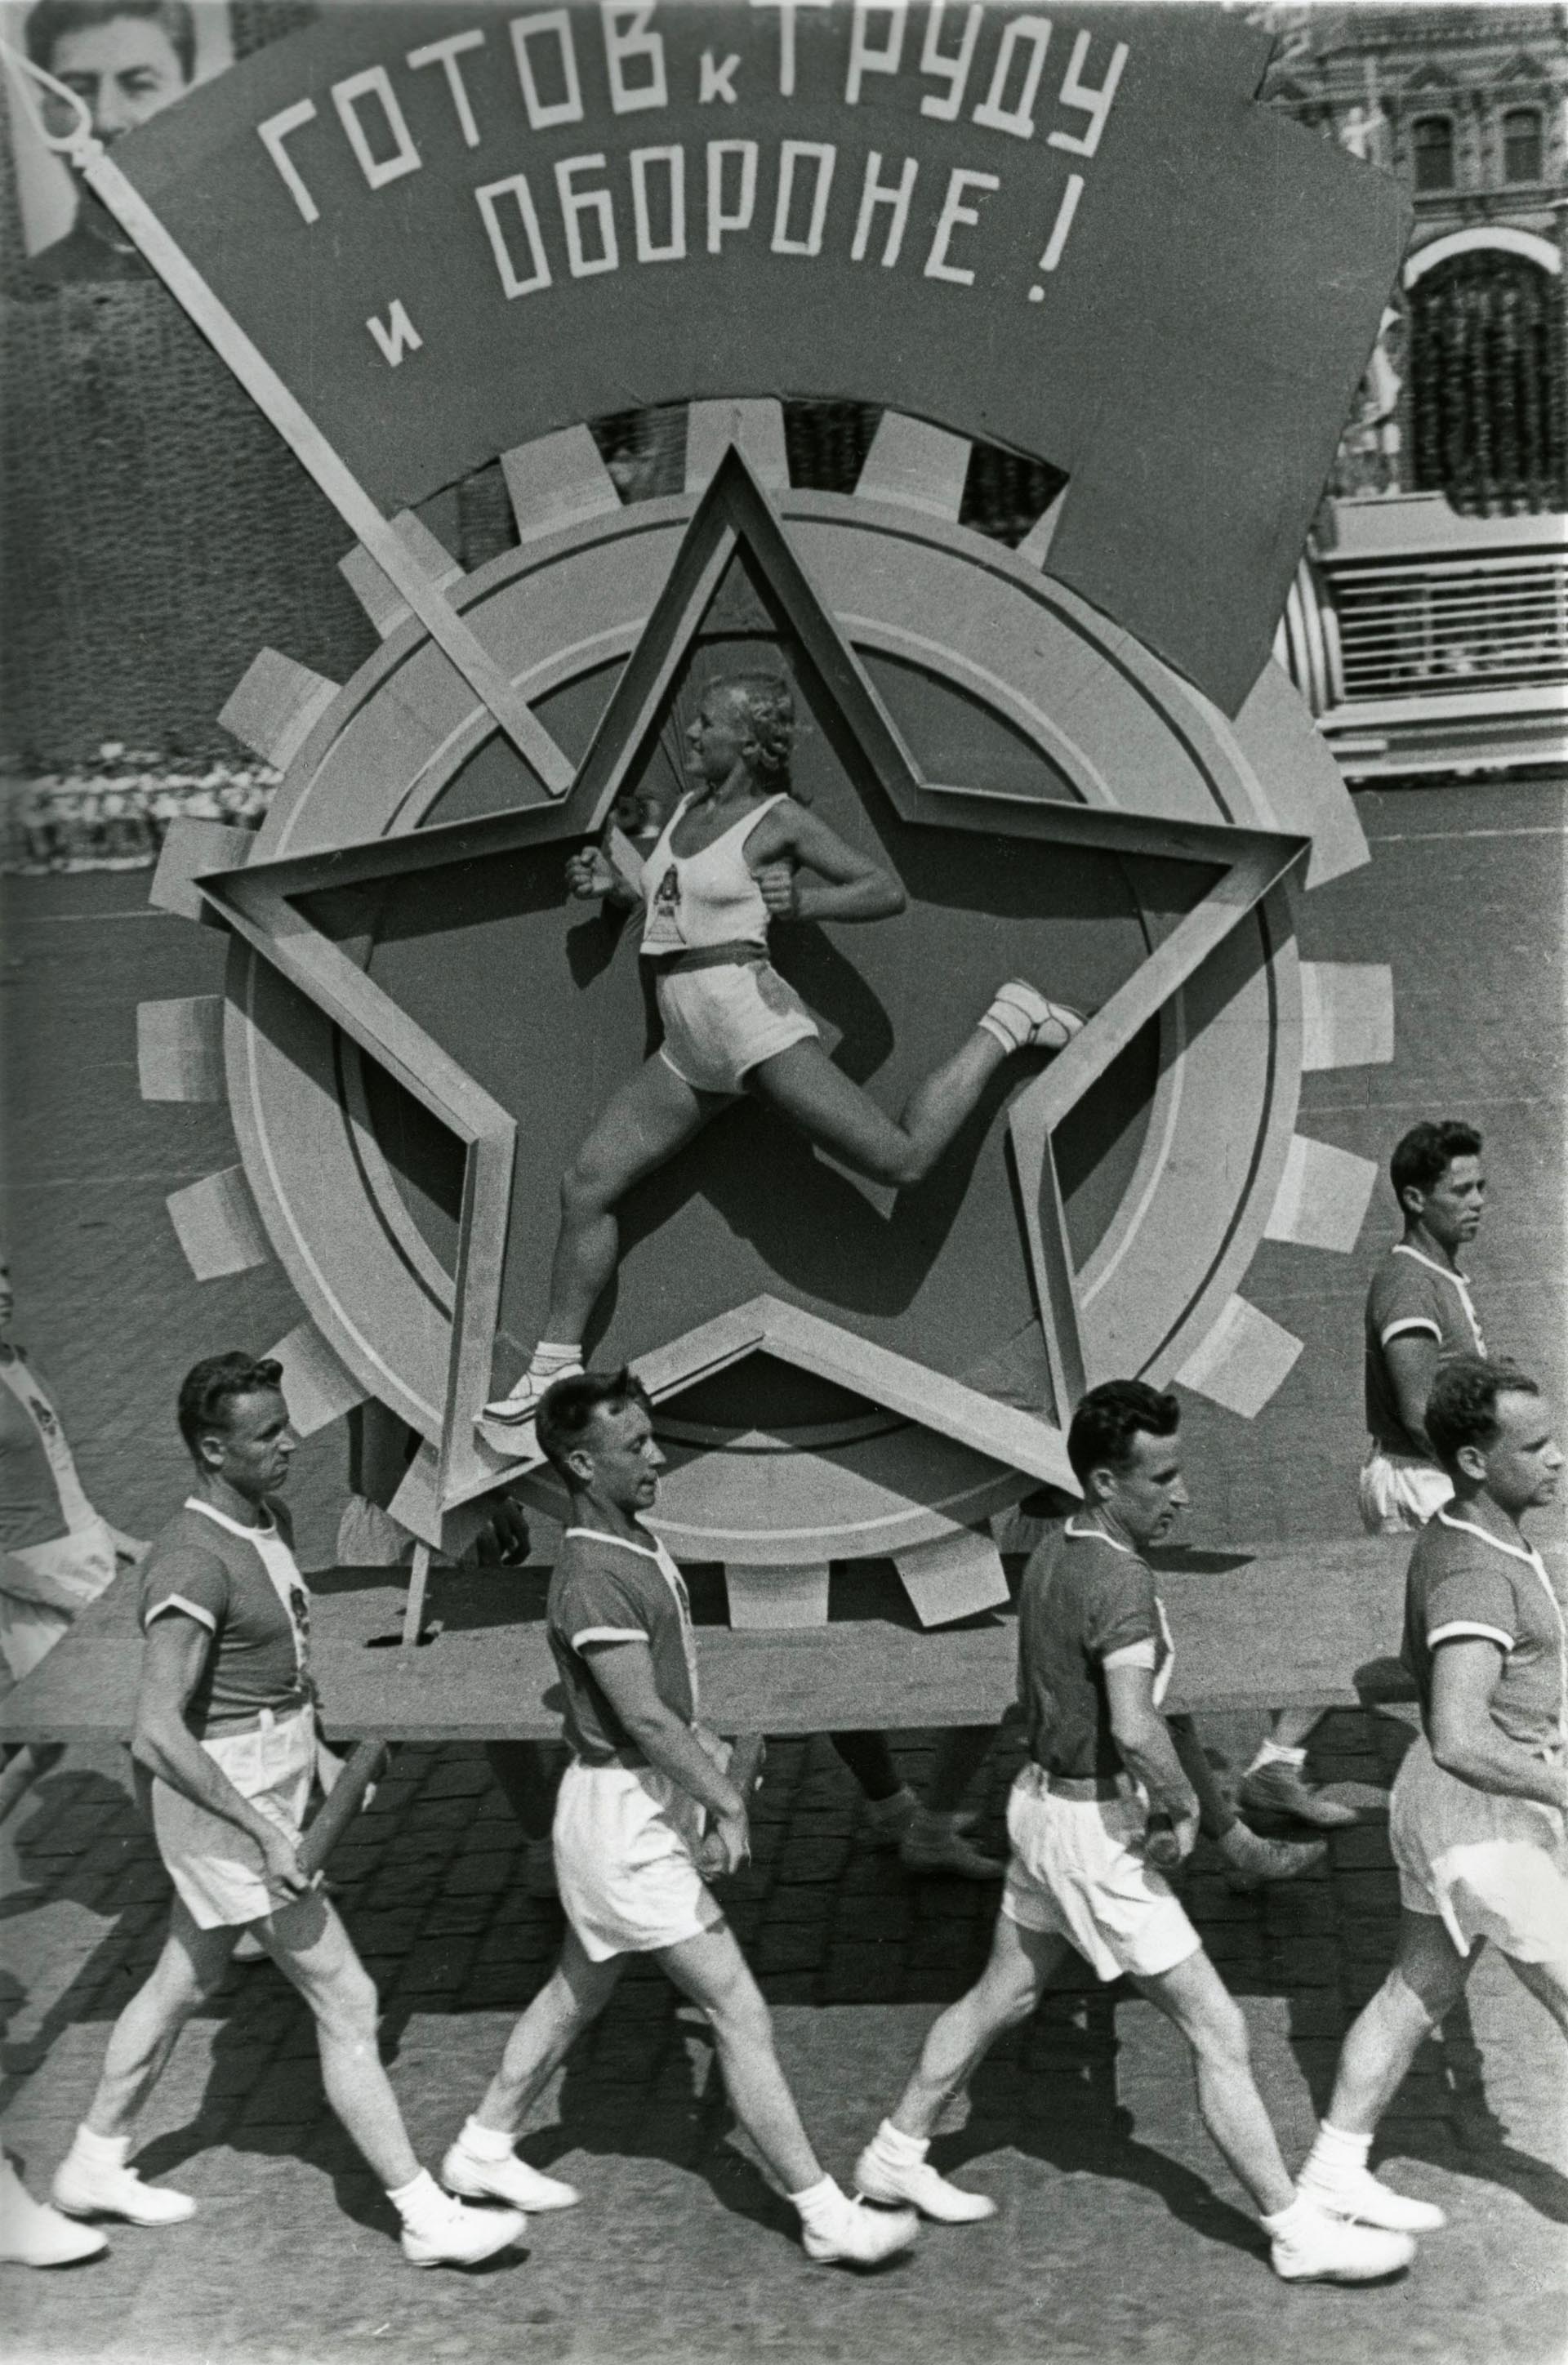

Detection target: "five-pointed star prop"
[195, 449, 1307, 1524]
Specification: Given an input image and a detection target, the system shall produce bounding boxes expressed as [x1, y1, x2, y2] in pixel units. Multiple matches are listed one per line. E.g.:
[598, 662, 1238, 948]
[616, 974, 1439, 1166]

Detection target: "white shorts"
[1000, 1765, 1202, 1984]
[555, 1753, 726, 1963]
[1391, 1732, 1568, 1962]
[655, 960, 819, 1098]
[1359, 1447, 1454, 1536]
[150, 1704, 315, 1929]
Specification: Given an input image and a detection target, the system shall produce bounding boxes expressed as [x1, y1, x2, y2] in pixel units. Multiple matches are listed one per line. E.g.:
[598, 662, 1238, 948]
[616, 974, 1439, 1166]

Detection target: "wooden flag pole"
[0, 44, 574, 796]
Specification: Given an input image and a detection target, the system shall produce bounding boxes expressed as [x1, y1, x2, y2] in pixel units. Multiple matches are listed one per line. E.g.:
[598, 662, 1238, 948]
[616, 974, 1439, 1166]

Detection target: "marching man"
[449, 1368, 919, 2268]
[51, 1352, 527, 2269]
[1297, 1356, 1566, 2217]
[853, 1380, 1421, 2282]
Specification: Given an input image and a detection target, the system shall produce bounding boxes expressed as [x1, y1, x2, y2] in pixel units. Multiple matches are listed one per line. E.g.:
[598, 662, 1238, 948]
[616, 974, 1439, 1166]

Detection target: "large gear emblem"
[140, 398, 1395, 1628]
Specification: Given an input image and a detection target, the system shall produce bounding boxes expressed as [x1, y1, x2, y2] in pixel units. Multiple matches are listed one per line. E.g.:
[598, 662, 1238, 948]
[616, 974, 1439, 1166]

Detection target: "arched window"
[1502, 107, 1544, 185]
[1412, 114, 1455, 192]
[1409, 249, 1566, 513]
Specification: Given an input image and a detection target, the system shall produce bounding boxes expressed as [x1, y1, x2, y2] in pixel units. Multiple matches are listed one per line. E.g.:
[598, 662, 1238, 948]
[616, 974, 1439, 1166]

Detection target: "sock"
[386, 2167, 445, 2223]
[1303, 2122, 1373, 2180]
[528, 1341, 581, 1378]
[1248, 1741, 1307, 1773]
[1261, 2193, 1312, 2233]
[70, 2127, 131, 2169]
[789, 2175, 845, 2227]
[870, 2119, 928, 2168]
[456, 2117, 515, 2162]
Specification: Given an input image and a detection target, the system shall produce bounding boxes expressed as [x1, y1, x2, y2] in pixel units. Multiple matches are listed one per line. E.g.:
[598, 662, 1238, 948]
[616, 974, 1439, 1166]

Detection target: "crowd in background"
[6, 747, 277, 873]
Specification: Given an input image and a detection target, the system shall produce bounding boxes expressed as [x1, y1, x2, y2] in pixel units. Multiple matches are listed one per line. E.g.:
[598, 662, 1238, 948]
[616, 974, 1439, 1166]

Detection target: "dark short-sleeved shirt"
[1017, 1520, 1174, 1782]
[139, 1496, 310, 1738]
[1401, 1508, 1566, 1755]
[547, 1524, 698, 1767]
[1365, 1242, 1486, 1456]
[0, 1352, 93, 1552]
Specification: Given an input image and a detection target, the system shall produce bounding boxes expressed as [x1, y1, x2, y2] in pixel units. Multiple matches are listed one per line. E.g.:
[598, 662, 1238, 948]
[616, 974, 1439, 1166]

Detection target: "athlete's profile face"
[1410, 1154, 1486, 1254]
[1093, 1426, 1189, 1548]
[1471, 1390, 1561, 1516]
[577, 1400, 664, 1512]
[200, 1388, 296, 1501]
[44, 17, 191, 145]
[685, 688, 750, 788]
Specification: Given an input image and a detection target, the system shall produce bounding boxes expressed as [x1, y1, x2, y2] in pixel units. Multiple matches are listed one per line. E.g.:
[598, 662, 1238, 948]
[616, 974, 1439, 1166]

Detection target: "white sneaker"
[479, 1365, 583, 1432]
[0, 2163, 109, 2265]
[800, 2194, 920, 2267]
[442, 2140, 581, 2213]
[990, 982, 1086, 1054]
[400, 2190, 527, 2269]
[51, 2153, 195, 2228]
[1268, 2198, 1414, 2283]
[853, 2143, 996, 2224]
[1297, 2162, 1446, 2234]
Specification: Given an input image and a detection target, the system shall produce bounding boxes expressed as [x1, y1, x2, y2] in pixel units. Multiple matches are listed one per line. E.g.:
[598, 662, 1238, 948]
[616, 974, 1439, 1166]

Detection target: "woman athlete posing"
[481, 671, 1084, 1435]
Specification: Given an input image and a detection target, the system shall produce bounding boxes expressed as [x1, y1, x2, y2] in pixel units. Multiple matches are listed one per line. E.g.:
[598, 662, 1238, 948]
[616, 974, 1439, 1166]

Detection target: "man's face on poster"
[42, 12, 190, 149]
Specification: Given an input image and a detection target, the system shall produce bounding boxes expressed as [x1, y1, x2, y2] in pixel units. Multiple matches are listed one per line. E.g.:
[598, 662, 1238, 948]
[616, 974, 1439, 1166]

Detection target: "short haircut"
[26, 0, 196, 80]
[1067, 1378, 1180, 1489]
[535, 1367, 653, 1482]
[721, 672, 795, 789]
[1424, 1355, 1539, 1473]
[176, 1352, 283, 1460]
[1390, 1120, 1481, 1207]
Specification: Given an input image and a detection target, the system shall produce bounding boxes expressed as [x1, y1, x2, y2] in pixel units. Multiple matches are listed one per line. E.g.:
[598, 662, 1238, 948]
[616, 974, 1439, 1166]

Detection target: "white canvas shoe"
[0, 2162, 109, 2265]
[442, 2140, 581, 2213]
[800, 2193, 920, 2267]
[1267, 2197, 1414, 2282]
[1296, 2161, 1446, 2234]
[51, 2153, 195, 2228]
[399, 2189, 527, 2269]
[853, 2141, 997, 2224]
[479, 1365, 583, 1432]
[985, 982, 1086, 1054]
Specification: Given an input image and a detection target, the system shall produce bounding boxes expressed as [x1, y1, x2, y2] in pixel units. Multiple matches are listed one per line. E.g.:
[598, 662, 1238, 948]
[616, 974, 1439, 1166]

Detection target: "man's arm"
[1105, 1661, 1201, 1858]
[131, 1616, 313, 1900]
[584, 1639, 750, 1869]
[1384, 1333, 1441, 1456]
[1428, 1638, 1568, 1811]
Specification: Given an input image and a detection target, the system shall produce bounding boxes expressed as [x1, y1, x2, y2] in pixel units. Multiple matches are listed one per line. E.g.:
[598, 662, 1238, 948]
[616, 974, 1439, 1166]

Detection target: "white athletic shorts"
[555, 1749, 728, 1962]
[1000, 1764, 1202, 1984]
[1391, 1731, 1568, 1962]
[655, 960, 819, 1098]
[150, 1704, 315, 1929]
[1359, 1446, 1454, 1536]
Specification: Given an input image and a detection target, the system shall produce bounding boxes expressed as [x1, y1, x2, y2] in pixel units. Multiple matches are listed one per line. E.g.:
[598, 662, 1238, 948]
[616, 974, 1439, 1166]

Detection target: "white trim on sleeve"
[1380, 1316, 1441, 1346]
[572, 1625, 650, 1648]
[143, 1593, 218, 1634]
[1428, 1619, 1514, 1652]
[1102, 1637, 1158, 1671]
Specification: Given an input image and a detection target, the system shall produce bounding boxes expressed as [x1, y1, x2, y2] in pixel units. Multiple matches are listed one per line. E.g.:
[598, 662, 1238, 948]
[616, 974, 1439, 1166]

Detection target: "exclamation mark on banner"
[1028, 174, 1085, 302]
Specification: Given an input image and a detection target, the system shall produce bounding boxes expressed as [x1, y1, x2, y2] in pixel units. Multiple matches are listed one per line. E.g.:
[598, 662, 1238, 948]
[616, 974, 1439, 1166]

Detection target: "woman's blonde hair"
[723, 673, 796, 791]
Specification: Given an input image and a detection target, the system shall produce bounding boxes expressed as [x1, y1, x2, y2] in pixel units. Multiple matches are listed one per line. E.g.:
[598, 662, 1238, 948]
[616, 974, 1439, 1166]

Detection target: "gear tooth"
[1175, 1295, 1303, 1418]
[723, 1563, 831, 1629]
[220, 648, 340, 771]
[264, 1321, 371, 1437]
[1015, 497, 1065, 570]
[149, 817, 255, 924]
[1299, 961, 1395, 1071]
[893, 1528, 1010, 1628]
[501, 425, 621, 542]
[339, 510, 463, 639]
[684, 399, 789, 493]
[138, 995, 223, 1102]
[166, 1166, 270, 1280]
[853, 412, 971, 521]
[1231, 659, 1370, 888]
[1264, 1134, 1379, 1253]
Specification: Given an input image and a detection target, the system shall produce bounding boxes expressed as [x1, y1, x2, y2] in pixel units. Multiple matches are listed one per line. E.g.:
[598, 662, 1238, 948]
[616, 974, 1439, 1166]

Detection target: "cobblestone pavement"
[3, 1713, 1566, 2365]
